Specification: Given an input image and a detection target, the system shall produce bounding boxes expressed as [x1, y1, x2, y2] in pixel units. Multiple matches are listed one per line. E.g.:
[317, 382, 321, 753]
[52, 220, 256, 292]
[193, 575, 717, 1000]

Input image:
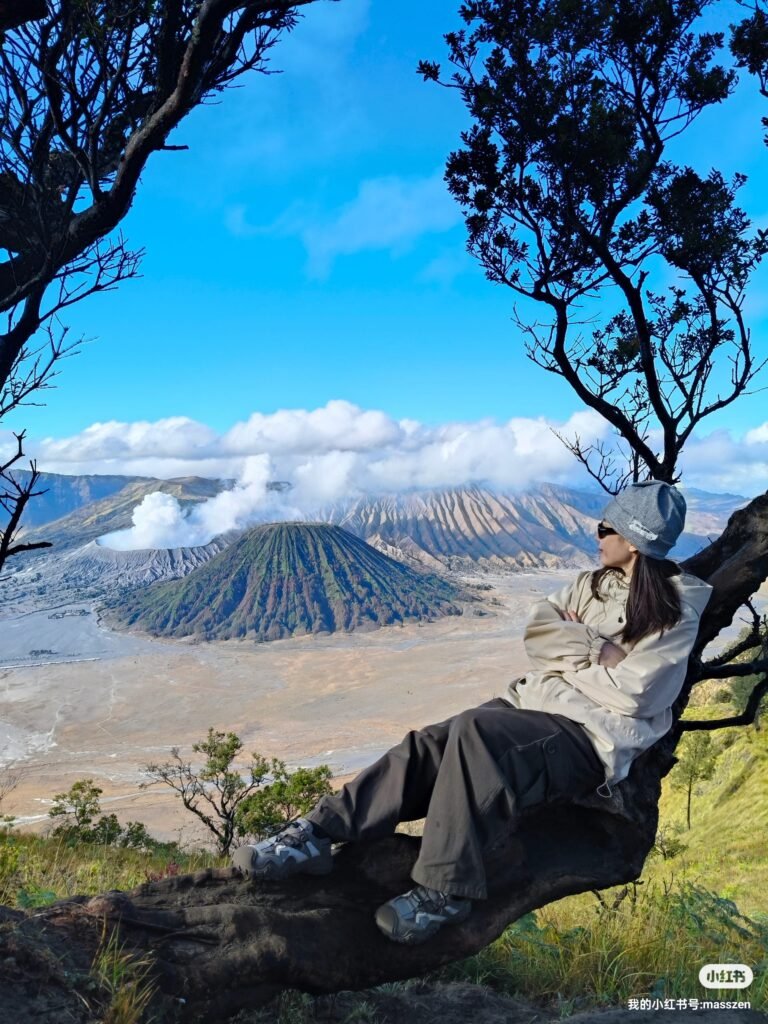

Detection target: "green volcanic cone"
[107, 523, 466, 641]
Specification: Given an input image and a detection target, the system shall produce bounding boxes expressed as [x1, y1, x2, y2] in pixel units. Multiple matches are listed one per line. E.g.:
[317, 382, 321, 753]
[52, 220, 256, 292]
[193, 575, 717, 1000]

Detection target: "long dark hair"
[591, 555, 682, 646]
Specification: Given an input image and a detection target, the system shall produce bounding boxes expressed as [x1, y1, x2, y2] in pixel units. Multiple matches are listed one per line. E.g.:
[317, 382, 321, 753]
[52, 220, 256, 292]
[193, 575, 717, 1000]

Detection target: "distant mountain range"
[323, 483, 601, 571]
[13, 470, 150, 529]
[6, 472, 750, 630]
[105, 523, 467, 641]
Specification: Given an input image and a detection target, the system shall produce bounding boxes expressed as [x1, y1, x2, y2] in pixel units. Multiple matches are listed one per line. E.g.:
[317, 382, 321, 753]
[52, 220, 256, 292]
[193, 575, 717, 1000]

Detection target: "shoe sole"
[374, 900, 471, 945]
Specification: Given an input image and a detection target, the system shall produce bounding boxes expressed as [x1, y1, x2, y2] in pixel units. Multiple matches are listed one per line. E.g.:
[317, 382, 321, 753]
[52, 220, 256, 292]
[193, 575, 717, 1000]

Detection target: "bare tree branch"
[692, 657, 768, 680]
[0, 0, 324, 418]
[701, 600, 766, 668]
[0, 430, 51, 572]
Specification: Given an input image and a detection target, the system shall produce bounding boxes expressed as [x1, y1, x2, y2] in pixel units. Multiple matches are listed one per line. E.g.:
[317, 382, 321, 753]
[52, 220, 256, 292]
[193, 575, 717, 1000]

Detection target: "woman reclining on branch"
[232, 481, 712, 945]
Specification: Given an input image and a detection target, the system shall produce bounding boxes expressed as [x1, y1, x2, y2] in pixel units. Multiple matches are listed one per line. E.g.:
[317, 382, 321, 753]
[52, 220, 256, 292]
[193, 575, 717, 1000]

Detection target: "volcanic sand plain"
[1, 571, 576, 842]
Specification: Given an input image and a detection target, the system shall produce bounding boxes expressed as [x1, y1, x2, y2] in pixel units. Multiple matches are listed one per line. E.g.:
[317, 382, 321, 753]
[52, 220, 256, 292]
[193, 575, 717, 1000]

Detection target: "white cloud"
[223, 400, 403, 454]
[40, 417, 218, 463]
[101, 455, 282, 550]
[232, 172, 463, 275]
[102, 491, 196, 551]
[745, 421, 768, 443]
[302, 172, 461, 278]
[679, 427, 768, 494]
[23, 402, 768, 551]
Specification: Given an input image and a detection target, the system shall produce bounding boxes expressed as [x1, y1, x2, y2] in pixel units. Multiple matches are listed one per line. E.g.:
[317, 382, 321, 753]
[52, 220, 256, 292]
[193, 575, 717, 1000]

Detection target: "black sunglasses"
[597, 522, 617, 538]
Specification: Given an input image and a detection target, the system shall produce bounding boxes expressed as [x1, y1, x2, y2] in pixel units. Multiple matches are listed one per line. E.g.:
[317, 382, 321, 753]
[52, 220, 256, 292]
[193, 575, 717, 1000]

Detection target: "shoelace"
[408, 886, 446, 913]
[274, 825, 310, 849]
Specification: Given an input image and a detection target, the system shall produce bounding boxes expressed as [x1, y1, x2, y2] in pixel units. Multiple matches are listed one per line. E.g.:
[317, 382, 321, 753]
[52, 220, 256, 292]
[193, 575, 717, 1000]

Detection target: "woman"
[232, 481, 712, 945]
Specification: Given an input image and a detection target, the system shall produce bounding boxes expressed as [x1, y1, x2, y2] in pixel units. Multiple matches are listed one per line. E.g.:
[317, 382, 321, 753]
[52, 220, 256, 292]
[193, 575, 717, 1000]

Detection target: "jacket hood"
[600, 568, 712, 616]
[675, 572, 713, 616]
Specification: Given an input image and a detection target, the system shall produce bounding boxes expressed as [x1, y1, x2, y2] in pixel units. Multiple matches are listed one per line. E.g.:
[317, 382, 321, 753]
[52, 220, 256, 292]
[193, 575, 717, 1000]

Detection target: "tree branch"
[682, 678, 768, 731]
[692, 657, 768, 680]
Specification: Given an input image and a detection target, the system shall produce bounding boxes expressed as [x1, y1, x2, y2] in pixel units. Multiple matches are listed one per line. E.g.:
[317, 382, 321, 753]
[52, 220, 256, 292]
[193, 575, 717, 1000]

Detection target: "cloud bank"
[15, 400, 768, 550]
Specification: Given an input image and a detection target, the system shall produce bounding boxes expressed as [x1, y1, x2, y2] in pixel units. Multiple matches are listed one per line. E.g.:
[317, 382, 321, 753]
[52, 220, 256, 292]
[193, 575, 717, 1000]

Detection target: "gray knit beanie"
[601, 481, 686, 559]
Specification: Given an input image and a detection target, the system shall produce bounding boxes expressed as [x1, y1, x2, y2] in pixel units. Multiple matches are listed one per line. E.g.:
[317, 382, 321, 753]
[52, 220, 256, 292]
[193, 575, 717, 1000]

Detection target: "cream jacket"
[506, 569, 713, 789]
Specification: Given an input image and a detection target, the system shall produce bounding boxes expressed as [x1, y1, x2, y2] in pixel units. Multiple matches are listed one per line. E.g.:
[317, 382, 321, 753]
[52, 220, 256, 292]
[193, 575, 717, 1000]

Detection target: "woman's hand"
[598, 641, 627, 668]
[562, 609, 625, 666]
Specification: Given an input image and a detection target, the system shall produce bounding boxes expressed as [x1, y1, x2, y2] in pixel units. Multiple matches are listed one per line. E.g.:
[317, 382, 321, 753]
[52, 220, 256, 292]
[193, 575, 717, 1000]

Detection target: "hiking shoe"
[375, 885, 472, 944]
[231, 818, 333, 880]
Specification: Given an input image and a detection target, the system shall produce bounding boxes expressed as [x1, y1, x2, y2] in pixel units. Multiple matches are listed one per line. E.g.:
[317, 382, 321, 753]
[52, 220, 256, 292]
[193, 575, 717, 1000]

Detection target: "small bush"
[235, 764, 333, 841]
[144, 729, 333, 853]
[48, 779, 163, 851]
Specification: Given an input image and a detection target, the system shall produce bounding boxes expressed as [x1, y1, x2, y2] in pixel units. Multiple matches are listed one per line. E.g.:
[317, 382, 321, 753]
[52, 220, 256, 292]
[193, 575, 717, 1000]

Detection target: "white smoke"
[100, 455, 285, 550]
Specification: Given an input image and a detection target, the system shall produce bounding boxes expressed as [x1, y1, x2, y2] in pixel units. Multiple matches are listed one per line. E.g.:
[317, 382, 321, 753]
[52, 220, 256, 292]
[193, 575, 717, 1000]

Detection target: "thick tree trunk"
[2, 493, 766, 1023]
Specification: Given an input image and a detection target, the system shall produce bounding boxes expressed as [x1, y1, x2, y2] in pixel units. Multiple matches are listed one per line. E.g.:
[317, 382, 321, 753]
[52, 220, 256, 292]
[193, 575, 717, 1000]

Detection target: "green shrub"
[235, 764, 333, 840]
[48, 779, 165, 851]
[144, 729, 333, 853]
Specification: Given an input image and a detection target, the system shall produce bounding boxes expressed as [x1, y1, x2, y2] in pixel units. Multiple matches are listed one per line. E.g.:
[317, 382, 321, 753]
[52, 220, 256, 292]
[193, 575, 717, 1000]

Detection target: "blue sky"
[5, 0, 768, 498]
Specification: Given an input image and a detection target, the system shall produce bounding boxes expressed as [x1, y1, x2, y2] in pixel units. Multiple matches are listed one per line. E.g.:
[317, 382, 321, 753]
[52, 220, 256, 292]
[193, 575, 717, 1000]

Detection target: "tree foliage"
[670, 731, 720, 828]
[143, 728, 332, 855]
[49, 777, 157, 849]
[420, 0, 768, 491]
[235, 763, 333, 840]
[731, 0, 768, 141]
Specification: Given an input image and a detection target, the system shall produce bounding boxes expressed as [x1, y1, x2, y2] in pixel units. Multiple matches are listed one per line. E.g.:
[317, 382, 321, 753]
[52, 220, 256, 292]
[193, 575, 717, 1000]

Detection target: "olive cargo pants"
[307, 699, 605, 899]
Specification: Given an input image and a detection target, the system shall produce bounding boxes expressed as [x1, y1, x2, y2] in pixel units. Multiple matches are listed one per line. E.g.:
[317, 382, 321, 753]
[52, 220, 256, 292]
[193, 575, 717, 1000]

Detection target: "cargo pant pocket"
[540, 733, 575, 803]
[495, 734, 554, 812]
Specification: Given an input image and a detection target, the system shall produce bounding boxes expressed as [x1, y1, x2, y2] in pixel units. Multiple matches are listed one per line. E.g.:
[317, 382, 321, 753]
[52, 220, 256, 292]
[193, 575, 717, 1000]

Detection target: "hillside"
[13, 470, 148, 529]
[651, 700, 768, 917]
[324, 483, 744, 570]
[15, 477, 747, 570]
[18, 475, 226, 552]
[106, 522, 467, 641]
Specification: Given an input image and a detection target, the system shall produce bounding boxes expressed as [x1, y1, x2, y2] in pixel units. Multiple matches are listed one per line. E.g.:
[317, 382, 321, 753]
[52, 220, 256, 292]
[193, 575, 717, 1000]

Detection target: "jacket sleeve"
[560, 601, 703, 718]
[524, 573, 602, 673]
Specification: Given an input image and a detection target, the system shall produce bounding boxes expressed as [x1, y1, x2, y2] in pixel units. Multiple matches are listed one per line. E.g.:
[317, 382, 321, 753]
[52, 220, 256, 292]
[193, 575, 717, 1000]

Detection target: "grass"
[439, 880, 767, 1014]
[650, 705, 768, 917]
[0, 829, 219, 908]
[93, 923, 158, 1024]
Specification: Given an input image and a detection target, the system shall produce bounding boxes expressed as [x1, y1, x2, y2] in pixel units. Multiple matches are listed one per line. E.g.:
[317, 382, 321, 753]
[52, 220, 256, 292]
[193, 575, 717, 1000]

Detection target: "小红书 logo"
[699, 965, 753, 990]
